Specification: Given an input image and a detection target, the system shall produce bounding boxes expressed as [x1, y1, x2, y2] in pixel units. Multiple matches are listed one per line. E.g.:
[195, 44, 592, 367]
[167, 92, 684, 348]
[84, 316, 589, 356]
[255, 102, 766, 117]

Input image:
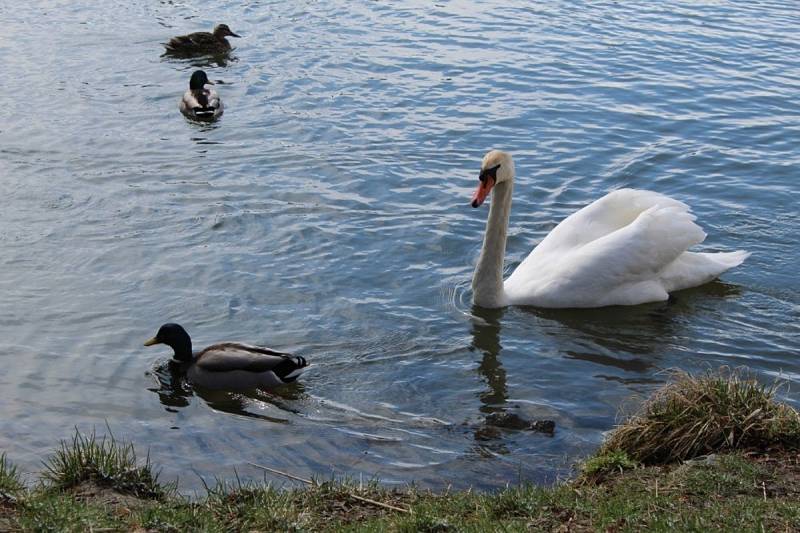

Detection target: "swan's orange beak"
[471, 176, 495, 208]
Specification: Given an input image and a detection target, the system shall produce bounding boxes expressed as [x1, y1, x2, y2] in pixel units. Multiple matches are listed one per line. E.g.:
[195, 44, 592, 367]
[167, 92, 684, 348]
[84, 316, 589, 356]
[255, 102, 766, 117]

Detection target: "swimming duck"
[164, 24, 241, 56]
[144, 323, 309, 391]
[470, 150, 748, 308]
[179, 70, 223, 120]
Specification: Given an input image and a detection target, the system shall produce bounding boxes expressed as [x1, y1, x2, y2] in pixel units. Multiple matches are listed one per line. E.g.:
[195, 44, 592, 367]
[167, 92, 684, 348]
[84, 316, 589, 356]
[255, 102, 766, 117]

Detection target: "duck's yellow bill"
[143, 337, 160, 346]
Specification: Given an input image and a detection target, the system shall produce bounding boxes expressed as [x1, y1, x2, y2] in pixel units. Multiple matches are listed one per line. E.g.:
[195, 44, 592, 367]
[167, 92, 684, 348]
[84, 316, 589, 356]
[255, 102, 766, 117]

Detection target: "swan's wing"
[527, 189, 689, 260]
[197, 343, 307, 378]
[505, 200, 706, 307]
[577, 202, 706, 281]
[660, 250, 749, 292]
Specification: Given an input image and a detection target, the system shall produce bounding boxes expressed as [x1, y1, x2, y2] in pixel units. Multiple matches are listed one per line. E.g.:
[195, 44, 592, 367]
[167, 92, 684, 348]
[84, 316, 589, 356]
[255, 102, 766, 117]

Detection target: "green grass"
[1, 449, 799, 531]
[580, 449, 639, 481]
[1, 370, 800, 531]
[600, 368, 800, 464]
[41, 429, 169, 499]
[0, 452, 23, 497]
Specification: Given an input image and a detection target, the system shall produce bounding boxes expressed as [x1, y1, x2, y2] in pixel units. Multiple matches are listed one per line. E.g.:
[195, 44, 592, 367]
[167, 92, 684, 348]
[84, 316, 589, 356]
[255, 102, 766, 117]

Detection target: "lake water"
[0, 1, 798, 491]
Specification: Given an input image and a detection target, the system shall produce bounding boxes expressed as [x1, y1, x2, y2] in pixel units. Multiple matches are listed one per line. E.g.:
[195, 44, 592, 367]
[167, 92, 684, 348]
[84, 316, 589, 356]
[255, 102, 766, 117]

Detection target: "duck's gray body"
[185, 342, 308, 391]
[145, 324, 309, 392]
[179, 87, 223, 120]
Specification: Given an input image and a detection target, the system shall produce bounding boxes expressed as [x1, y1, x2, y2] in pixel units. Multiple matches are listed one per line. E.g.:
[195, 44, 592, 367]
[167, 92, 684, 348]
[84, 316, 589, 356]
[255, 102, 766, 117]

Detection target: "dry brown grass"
[600, 368, 800, 464]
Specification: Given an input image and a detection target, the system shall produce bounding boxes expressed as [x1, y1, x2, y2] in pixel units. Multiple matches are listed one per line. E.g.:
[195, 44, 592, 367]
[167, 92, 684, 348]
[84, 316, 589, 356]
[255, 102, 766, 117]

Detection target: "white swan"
[470, 150, 749, 309]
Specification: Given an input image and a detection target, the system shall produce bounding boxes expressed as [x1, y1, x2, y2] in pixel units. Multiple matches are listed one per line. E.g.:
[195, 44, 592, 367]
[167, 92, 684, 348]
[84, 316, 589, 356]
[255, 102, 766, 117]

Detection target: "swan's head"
[471, 150, 515, 208]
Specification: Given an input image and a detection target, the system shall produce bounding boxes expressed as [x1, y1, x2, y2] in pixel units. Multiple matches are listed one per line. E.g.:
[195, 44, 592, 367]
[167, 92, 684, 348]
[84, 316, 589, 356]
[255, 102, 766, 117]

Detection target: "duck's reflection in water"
[147, 360, 305, 423]
[161, 50, 237, 69]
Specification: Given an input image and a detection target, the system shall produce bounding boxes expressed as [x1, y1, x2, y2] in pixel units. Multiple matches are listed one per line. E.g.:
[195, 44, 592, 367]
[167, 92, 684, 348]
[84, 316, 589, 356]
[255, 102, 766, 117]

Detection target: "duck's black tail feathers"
[276, 356, 309, 383]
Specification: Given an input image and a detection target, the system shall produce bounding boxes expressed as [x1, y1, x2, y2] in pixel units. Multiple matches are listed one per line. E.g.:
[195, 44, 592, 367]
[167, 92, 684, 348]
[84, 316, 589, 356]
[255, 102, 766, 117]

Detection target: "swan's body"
[164, 24, 240, 56]
[470, 150, 749, 309]
[180, 70, 223, 121]
[144, 323, 308, 391]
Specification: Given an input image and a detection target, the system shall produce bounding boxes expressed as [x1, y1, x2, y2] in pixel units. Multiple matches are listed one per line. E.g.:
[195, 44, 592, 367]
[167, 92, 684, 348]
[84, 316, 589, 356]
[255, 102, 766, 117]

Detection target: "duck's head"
[189, 70, 213, 91]
[144, 323, 193, 362]
[213, 24, 241, 39]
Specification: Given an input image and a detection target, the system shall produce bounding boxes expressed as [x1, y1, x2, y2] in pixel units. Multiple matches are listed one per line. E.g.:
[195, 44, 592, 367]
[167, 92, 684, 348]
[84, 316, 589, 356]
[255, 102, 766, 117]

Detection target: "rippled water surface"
[1, 1, 798, 490]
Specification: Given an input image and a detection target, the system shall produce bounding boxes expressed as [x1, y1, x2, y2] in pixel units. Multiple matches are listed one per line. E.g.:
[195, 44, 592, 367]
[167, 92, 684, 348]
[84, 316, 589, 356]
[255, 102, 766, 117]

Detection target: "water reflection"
[189, 122, 224, 151]
[161, 51, 237, 69]
[521, 280, 743, 379]
[528, 303, 676, 358]
[147, 360, 305, 423]
[468, 305, 511, 450]
[469, 306, 557, 450]
[469, 306, 508, 415]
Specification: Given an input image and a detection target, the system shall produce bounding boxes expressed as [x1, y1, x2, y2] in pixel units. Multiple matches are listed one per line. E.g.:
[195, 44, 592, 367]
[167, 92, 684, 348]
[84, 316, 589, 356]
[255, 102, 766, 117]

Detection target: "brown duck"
[164, 24, 241, 56]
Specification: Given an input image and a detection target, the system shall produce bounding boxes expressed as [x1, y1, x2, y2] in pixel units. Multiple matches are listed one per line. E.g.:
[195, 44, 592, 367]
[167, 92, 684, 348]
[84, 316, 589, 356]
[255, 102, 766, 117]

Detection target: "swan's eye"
[479, 164, 501, 183]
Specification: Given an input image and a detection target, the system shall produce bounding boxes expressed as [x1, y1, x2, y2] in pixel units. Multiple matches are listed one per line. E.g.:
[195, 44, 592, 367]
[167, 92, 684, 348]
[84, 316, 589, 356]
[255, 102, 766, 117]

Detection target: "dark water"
[1, 1, 798, 491]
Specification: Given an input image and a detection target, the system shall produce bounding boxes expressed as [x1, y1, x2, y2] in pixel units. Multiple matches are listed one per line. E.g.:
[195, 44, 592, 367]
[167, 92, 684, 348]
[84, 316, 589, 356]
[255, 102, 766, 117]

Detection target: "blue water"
[0, 1, 798, 491]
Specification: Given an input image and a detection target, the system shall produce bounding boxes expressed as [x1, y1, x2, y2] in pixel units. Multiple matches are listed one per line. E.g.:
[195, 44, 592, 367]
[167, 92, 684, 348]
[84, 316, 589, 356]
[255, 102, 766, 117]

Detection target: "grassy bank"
[2, 370, 800, 531]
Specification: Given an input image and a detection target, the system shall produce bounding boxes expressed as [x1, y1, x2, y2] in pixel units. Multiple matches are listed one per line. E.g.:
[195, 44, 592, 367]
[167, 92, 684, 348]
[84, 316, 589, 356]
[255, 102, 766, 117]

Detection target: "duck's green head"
[213, 24, 241, 38]
[144, 323, 193, 362]
[189, 70, 212, 91]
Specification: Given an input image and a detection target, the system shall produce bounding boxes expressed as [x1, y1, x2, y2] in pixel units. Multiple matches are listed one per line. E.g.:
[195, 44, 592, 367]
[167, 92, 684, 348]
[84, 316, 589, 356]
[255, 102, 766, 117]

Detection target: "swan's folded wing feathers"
[507, 190, 698, 283]
[579, 203, 706, 279]
[521, 189, 689, 263]
[505, 200, 707, 307]
[660, 250, 750, 292]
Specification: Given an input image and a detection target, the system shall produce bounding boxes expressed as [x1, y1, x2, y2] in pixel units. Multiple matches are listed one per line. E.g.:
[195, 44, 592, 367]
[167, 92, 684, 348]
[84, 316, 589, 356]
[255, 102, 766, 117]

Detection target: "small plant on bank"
[42, 430, 168, 499]
[581, 450, 638, 481]
[0, 452, 24, 497]
[601, 368, 800, 464]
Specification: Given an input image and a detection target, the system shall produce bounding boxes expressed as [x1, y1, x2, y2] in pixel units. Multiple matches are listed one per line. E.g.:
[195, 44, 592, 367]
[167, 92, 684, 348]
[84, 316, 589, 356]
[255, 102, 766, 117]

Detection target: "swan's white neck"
[472, 180, 513, 308]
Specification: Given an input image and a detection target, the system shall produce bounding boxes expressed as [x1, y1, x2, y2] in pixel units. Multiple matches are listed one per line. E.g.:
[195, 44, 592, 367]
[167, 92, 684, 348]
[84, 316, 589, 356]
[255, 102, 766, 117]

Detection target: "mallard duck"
[164, 24, 241, 56]
[179, 70, 223, 120]
[144, 323, 309, 391]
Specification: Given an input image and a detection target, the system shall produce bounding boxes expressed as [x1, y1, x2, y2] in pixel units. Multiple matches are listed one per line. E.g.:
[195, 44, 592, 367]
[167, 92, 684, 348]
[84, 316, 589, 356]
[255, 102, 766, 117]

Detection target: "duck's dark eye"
[479, 164, 501, 183]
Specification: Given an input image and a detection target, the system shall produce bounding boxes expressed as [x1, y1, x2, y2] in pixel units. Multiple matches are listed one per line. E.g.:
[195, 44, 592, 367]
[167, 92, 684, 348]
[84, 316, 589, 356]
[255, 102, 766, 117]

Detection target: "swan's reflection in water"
[526, 280, 742, 376]
[469, 306, 508, 415]
[526, 303, 670, 379]
[466, 280, 743, 443]
[147, 360, 305, 423]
